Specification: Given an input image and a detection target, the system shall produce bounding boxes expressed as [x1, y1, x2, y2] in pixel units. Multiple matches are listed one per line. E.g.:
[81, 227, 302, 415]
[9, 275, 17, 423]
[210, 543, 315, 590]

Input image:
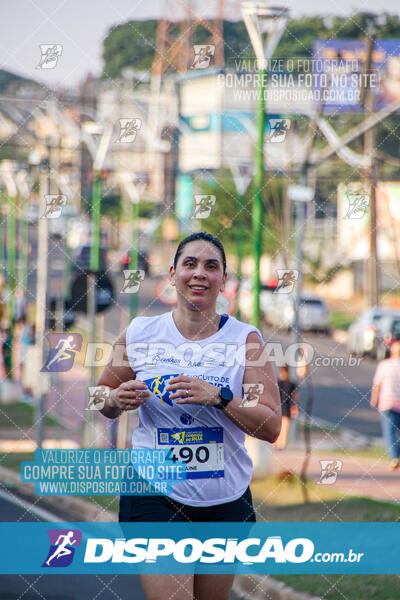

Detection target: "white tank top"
[125, 311, 264, 507]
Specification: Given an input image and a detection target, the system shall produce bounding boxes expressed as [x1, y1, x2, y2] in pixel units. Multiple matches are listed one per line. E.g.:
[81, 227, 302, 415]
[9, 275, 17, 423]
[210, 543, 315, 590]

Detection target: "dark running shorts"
[119, 486, 256, 523]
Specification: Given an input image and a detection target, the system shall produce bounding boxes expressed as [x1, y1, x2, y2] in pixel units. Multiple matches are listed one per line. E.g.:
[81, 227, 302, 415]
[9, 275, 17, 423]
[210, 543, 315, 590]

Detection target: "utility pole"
[34, 147, 50, 448]
[363, 30, 379, 306]
[290, 175, 314, 348]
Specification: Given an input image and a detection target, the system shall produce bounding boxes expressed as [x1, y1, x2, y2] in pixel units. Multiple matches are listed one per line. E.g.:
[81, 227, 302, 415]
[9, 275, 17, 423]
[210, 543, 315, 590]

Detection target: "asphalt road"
[262, 326, 381, 438]
[0, 490, 243, 600]
[0, 489, 145, 600]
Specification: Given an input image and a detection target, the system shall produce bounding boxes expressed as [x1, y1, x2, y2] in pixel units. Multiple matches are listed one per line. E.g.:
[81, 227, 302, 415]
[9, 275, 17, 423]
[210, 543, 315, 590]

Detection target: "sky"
[1, 0, 400, 89]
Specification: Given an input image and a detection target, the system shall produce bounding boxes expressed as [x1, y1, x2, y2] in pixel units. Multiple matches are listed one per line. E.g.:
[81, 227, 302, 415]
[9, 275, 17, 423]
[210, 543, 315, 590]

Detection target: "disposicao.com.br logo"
[82, 536, 363, 565]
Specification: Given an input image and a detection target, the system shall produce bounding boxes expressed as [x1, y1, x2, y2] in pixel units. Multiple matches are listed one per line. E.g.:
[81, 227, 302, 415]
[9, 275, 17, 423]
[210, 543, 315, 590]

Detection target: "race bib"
[155, 426, 224, 479]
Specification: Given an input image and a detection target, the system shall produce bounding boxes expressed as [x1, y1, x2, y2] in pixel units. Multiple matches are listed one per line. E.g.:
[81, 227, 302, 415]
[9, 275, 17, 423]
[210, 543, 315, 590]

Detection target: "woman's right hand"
[111, 380, 152, 411]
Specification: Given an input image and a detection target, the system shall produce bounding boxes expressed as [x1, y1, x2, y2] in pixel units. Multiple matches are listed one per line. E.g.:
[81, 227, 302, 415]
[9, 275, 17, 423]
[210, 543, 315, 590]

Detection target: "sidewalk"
[46, 364, 114, 447]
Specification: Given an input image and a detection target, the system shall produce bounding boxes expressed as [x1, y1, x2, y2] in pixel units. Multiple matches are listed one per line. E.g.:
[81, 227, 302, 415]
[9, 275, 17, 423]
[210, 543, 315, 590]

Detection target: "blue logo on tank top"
[143, 374, 179, 407]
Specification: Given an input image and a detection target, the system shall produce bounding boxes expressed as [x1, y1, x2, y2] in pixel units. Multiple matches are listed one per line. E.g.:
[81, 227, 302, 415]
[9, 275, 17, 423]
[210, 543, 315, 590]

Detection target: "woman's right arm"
[96, 329, 151, 419]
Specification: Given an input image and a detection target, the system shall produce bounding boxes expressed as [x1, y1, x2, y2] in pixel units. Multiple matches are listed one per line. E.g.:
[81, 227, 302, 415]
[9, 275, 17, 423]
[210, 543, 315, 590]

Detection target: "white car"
[268, 294, 330, 333]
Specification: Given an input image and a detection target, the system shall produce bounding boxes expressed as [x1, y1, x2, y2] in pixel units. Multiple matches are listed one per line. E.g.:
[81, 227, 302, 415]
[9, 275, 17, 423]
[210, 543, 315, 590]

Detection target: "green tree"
[102, 21, 157, 80]
[195, 170, 287, 258]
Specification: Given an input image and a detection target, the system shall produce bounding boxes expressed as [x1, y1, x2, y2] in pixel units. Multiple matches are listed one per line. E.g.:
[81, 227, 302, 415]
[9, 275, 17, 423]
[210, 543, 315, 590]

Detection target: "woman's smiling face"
[170, 240, 227, 309]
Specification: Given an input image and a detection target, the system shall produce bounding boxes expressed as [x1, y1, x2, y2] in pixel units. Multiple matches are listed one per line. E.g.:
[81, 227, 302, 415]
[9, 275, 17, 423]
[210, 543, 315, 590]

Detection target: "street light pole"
[85, 169, 102, 447]
[0, 161, 18, 377]
[130, 199, 139, 319]
[242, 2, 289, 328]
[81, 122, 113, 447]
[34, 151, 50, 448]
[227, 161, 254, 320]
[253, 72, 265, 327]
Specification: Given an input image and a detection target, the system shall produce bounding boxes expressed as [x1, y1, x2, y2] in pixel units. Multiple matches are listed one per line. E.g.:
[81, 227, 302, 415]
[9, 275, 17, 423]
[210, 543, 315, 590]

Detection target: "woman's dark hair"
[173, 232, 226, 274]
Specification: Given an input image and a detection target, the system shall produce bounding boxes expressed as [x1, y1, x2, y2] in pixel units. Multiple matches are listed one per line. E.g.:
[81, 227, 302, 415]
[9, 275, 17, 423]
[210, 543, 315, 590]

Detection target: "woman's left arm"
[218, 331, 281, 442]
[167, 331, 281, 442]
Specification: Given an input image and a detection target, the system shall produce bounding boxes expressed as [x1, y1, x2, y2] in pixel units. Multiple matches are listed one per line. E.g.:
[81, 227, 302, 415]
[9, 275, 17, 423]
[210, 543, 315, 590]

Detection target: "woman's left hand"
[166, 374, 220, 406]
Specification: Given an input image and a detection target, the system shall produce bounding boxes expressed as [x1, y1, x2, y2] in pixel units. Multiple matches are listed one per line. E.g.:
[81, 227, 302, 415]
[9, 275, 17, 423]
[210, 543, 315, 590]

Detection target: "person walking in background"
[13, 288, 27, 322]
[0, 323, 7, 380]
[274, 364, 298, 450]
[371, 340, 400, 470]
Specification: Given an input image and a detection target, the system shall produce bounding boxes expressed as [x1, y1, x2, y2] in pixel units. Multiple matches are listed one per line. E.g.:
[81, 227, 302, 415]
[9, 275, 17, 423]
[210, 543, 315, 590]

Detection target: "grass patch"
[0, 451, 34, 471]
[252, 477, 400, 600]
[329, 311, 355, 331]
[296, 420, 340, 436]
[83, 495, 119, 513]
[252, 474, 400, 520]
[272, 575, 400, 600]
[251, 473, 342, 507]
[314, 444, 387, 461]
[0, 403, 59, 428]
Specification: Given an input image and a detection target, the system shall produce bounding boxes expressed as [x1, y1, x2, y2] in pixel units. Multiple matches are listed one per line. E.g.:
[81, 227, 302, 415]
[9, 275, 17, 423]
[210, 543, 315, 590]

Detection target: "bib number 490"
[166, 446, 210, 464]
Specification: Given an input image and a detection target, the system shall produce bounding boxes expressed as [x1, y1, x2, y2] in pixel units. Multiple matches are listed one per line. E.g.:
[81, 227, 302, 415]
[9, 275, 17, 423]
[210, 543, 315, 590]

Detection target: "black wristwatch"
[215, 387, 234, 410]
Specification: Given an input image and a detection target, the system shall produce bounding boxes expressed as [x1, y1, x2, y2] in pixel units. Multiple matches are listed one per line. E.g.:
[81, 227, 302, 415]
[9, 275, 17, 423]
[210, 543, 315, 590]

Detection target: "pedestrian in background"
[274, 364, 298, 450]
[13, 287, 27, 322]
[0, 323, 7, 380]
[371, 340, 400, 470]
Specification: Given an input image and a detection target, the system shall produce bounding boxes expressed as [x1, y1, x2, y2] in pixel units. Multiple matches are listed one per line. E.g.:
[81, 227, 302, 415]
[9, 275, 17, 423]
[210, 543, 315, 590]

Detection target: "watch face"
[220, 387, 233, 402]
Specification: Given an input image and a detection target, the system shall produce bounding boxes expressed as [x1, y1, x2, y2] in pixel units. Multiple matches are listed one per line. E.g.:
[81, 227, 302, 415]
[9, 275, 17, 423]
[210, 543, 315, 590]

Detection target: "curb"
[233, 574, 321, 600]
[0, 465, 116, 522]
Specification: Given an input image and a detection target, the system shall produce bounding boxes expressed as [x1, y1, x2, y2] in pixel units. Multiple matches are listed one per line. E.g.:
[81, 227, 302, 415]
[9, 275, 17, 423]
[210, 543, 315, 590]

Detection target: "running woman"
[99, 232, 281, 600]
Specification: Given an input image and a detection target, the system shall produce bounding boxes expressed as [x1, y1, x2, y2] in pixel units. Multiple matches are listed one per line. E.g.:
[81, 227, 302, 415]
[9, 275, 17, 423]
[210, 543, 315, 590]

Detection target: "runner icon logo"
[41, 333, 82, 372]
[318, 460, 343, 485]
[42, 529, 82, 567]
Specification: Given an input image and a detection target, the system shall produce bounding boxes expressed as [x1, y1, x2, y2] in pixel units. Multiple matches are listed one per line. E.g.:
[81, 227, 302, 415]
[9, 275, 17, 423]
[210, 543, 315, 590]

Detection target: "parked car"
[347, 307, 400, 357]
[72, 244, 108, 273]
[268, 293, 330, 333]
[119, 249, 150, 275]
[372, 313, 400, 360]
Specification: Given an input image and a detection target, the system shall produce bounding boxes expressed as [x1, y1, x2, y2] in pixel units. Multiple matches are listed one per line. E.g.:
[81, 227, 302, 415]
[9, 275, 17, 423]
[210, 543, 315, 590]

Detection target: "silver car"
[268, 294, 330, 333]
[347, 307, 400, 357]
